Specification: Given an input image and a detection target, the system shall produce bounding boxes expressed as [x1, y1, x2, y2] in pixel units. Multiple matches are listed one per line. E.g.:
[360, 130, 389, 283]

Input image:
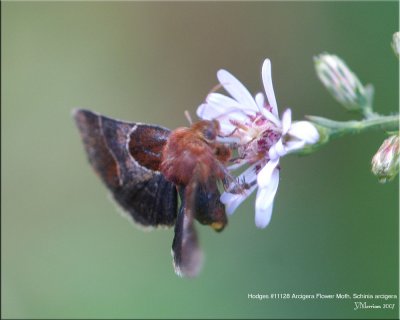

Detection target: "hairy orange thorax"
[160, 120, 231, 186]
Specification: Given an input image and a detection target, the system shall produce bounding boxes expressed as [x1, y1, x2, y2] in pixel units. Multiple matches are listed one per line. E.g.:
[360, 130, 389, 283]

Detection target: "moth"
[73, 109, 233, 277]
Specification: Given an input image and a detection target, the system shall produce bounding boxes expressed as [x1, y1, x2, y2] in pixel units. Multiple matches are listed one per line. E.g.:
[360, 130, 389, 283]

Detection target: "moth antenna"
[184, 110, 193, 125]
[207, 83, 223, 96]
[202, 83, 223, 104]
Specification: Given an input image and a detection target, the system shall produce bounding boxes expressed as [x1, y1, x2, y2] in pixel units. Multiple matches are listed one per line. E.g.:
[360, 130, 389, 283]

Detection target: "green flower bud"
[392, 32, 400, 58]
[371, 135, 399, 183]
[314, 53, 372, 112]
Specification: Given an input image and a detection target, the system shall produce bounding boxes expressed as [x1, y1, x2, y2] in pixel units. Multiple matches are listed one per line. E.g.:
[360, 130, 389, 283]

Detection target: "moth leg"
[171, 185, 203, 278]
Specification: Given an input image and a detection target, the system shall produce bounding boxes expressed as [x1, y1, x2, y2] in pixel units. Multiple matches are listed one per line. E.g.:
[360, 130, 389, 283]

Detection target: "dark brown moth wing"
[73, 109, 177, 227]
[171, 164, 229, 277]
[193, 176, 227, 232]
[172, 187, 203, 277]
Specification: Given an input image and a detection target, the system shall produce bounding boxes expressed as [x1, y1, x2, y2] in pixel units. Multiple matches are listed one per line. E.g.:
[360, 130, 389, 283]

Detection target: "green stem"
[362, 107, 379, 120]
[307, 114, 399, 138]
[297, 114, 399, 154]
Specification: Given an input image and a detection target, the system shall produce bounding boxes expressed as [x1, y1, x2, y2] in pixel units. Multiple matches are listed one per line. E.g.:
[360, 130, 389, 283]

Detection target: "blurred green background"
[2, 2, 398, 319]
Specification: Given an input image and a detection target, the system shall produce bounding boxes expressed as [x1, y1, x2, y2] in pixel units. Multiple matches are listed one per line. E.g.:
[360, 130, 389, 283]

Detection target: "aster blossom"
[197, 59, 319, 228]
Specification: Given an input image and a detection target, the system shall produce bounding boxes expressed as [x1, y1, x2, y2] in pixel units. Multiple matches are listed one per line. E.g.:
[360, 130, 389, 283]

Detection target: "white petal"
[221, 163, 259, 215]
[198, 93, 250, 120]
[255, 92, 265, 111]
[197, 103, 217, 120]
[227, 163, 258, 190]
[198, 94, 241, 118]
[206, 93, 243, 109]
[288, 121, 319, 144]
[217, 69, 259, 112]
[284, 140, 306, 153]
[238, 163, 258, 183]
[216, 135, 241, 145]
[210, 107, 250, 123]
[207, 106, 255, 122]
[257, 159, 279, 188]
[197, 102, 250, 134]
[197, 104, 237, 134]
[281, 109, 292, 134]
[197, 105, 238, 129]
[207, 93, 257, 120]
[220, 192, 246, 215]
[269, 139, 287, 160]
[218, 122, 237, 134]
[255, 169, 279, 228]
[227, 160, 247, 172]
[261, 59, 279, 117]
[221, 184, 257, 215]
[255, 92, 281, 126]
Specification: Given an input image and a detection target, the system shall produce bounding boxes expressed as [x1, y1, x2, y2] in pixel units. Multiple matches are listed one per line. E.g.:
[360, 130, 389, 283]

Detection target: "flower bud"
[314, 53, 371, 111]
[371, 135, 399, 183]
[392, 32, 400, 58]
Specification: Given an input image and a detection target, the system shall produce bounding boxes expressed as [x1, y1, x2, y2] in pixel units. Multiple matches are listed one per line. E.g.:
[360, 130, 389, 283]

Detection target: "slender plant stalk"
[307, 114, 399, 138]
[296, 114, 399, 155]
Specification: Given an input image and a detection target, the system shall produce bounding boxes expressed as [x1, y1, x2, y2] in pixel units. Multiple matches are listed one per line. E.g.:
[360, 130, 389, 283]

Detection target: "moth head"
[191, 119, 220, 143]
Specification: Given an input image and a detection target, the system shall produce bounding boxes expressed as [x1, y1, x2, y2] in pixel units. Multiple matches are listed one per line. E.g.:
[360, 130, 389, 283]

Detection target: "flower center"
[233, 113, 282, 163]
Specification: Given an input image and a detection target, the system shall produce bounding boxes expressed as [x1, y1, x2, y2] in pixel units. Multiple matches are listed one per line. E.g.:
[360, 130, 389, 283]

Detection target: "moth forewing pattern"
[74, 109, 232, 277]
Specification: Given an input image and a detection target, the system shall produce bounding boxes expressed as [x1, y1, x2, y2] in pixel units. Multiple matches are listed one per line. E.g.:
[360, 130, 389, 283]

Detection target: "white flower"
[197, 59, 319, 228]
